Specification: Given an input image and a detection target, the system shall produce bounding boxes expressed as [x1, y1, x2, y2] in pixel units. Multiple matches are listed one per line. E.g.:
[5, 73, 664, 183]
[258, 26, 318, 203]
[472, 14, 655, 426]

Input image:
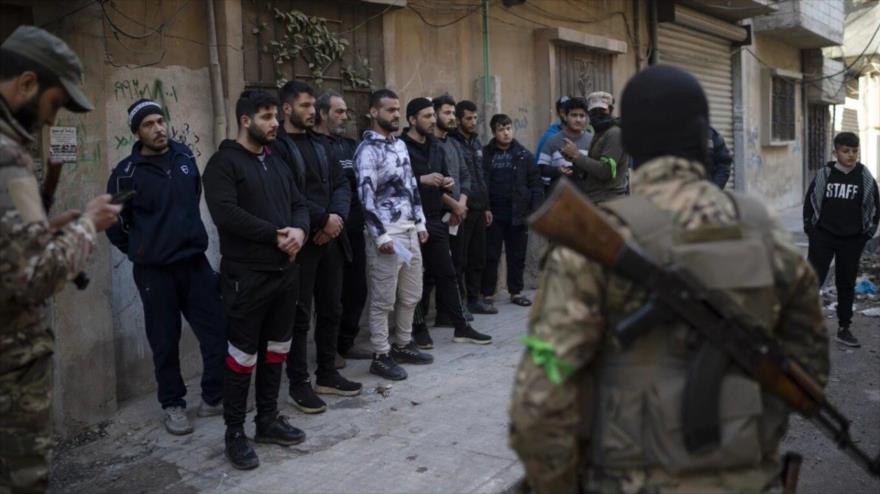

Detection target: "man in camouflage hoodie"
[509, 66, 828, 493]
[0, 27, 121, 492]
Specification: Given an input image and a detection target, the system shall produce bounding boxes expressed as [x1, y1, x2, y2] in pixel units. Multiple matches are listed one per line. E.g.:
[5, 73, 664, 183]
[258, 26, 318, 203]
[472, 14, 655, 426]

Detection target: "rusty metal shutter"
[658, 22, 735, 188]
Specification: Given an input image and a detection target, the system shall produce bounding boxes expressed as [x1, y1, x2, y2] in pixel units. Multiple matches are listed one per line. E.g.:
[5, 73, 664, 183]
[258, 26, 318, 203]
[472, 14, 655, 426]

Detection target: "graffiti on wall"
[109, 72, 208, 162]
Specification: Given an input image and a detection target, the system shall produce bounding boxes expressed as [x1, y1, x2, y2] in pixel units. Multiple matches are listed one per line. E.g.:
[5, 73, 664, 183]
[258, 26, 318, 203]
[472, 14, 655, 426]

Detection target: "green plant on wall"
[256, 7, 373, 89]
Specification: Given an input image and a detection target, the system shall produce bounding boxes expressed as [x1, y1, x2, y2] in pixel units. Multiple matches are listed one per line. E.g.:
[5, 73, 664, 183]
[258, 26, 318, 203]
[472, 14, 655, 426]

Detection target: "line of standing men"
[106, 84, 562, 470]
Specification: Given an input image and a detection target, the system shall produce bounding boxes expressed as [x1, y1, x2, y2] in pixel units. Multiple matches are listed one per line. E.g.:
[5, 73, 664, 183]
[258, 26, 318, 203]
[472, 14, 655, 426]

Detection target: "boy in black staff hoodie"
[107, 99, 226, 436]
[804, 132, 880, 348]
[203, 90, 310, 470]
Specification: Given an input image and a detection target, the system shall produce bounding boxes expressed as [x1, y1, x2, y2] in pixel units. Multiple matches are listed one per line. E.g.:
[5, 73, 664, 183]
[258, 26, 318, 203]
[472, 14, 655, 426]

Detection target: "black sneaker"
[434, 313, 455, 328]
[412, 326, 434, 350]
[255, 415, 305, 446]
[391, 341, 435, 365]
[225, 427, 259, 470]
[836, 326, 861, 348]
[370, 353, 408, 380]
[288, 380, 327, 414]
[315, 372, 363, 397]
[468, 300, 498, 315]
[453, 325, 492, 345]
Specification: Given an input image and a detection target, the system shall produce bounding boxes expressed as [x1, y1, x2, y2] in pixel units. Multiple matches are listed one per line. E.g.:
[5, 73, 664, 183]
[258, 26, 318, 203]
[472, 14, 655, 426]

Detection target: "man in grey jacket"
[559, 91, 629, 203]
[431, 94, 473, 324]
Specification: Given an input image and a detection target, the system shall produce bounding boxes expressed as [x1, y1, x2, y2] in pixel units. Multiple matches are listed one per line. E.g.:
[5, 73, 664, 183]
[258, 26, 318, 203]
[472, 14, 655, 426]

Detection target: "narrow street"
[50, 227, 880, 494]
[50, 298, 531, 494]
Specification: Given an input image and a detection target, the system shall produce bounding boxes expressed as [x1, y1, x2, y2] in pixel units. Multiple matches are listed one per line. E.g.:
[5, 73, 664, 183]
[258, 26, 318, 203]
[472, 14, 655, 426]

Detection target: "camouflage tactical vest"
[590, 192, 787, 474]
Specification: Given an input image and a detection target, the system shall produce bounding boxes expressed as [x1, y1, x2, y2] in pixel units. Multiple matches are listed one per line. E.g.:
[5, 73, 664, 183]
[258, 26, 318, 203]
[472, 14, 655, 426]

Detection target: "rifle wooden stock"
[528, 178, 625, 268]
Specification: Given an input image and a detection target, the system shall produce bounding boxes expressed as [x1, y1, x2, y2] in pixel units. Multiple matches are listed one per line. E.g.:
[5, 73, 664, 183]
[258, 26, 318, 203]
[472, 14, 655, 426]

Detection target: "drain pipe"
[482, 0, 492, 136]
[207, 0, 228, 147]
[648, 0, 658, 65]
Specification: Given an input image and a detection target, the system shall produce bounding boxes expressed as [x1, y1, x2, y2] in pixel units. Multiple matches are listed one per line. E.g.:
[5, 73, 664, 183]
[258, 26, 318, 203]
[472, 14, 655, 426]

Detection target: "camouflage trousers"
[0, 327, 53, 494]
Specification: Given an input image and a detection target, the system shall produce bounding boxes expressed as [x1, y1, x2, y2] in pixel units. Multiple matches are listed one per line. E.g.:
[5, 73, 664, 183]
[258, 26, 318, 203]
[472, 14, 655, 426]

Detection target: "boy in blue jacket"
[107, 99, 227, 435]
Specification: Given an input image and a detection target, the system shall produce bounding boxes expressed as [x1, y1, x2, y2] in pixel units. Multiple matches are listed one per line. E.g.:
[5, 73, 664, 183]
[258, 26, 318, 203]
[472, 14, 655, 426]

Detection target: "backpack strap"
[602, 195, 675, 264]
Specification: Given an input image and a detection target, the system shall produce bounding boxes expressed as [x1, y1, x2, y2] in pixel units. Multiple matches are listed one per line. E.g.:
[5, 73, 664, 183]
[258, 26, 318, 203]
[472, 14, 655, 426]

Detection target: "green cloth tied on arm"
[600, 156, 617, 179]
[521, 335, 575, 384]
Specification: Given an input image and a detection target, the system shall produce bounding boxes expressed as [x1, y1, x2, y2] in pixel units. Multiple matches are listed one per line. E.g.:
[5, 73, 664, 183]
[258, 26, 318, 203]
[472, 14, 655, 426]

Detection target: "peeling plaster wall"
[383, 1, 643, 291]
[741, 34, 805, 210]
[383, 0, 641, 150]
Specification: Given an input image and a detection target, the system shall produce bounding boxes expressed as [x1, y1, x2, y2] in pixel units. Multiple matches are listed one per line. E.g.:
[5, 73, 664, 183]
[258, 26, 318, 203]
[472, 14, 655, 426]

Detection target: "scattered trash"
[854, 277, 878, 295]
[861, 307, 880, 318]
[375, 384, 392, 397]
[824, 303, 837, 312]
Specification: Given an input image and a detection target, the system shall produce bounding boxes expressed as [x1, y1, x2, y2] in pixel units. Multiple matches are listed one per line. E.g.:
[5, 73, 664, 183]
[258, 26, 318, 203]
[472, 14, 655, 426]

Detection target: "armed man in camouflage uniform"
[1, 27, 121, 492]
[509, 65, 829, 493]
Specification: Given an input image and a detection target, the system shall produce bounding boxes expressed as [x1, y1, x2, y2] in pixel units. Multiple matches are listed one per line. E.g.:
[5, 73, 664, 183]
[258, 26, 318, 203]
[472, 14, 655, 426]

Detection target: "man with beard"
[273, 81, 359, 415]
[404, 98, 491, 349]
[538, 97, 591, 193]
[558, 91, 629, 203]
[203, 90, 309, 470]
[430, 94, 473, 326]
[450, 100, 494, 316]
[106, 99, 227, 435]
[354, 89, 433, 381]
[0, 26, 122, 492]
[313, 90, 367, 365]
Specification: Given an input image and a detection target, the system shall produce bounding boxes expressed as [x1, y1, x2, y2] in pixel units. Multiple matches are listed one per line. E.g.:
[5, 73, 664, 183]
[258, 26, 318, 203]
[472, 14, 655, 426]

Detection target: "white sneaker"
[164, 406, 194, 435]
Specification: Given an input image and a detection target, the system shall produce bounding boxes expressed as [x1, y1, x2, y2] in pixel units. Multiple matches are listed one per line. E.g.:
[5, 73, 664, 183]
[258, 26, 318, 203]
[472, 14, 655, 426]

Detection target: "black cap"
[2, 25, 94, 113]
[406, 97, 433, 119]
[620, 65, 709, 167]
[127, 99, 163, 133]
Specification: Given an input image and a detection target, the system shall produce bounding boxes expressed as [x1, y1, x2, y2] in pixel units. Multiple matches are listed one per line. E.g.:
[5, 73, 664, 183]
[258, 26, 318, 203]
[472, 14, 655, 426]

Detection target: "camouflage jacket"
[509, 156, 828, 494]
[0, 97, 96, 374]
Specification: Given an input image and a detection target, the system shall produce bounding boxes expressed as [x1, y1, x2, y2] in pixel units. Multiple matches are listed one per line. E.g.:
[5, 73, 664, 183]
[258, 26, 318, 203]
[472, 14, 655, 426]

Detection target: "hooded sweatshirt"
[203, 139, 309, 270]
[353, 130, 427, 246]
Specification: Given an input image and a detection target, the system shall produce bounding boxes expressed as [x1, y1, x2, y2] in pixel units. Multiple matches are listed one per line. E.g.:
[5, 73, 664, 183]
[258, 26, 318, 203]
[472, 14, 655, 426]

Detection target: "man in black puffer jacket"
[481, 114, 543, 310]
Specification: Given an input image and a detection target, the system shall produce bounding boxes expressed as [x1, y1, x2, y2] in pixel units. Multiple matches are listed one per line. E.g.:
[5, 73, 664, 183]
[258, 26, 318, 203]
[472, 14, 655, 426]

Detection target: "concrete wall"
[739, 33, 806, 210]
[856, 73, 880, 178]
[31, 2, 117, 433]
[381, 1, 644, 290]
[382, 0, 643, 150]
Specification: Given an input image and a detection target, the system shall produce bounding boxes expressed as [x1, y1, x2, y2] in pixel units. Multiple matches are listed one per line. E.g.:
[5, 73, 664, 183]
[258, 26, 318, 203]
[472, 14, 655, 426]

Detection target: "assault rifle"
[528, 178, 880, 480]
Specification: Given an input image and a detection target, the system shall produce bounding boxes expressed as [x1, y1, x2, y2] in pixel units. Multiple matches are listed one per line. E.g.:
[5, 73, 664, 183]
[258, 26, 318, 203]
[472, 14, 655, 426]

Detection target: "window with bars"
[762, 68, 801, 146]
[771, 76, 796, 142]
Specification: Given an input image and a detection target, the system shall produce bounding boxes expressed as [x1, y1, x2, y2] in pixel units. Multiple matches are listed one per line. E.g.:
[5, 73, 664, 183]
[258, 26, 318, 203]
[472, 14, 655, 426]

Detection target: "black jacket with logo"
[482, 138, 544, 226]
[106, 140, 208, 265]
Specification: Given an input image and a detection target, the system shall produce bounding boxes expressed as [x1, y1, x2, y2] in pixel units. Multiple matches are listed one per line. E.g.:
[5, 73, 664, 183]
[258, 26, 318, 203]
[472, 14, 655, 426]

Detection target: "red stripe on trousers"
[266, 351, 287, 364]
[226, 355, 255, 374]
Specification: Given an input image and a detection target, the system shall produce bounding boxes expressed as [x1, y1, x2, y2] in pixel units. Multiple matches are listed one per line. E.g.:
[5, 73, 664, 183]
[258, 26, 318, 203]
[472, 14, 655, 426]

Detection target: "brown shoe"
[335, 353, 346, 369]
